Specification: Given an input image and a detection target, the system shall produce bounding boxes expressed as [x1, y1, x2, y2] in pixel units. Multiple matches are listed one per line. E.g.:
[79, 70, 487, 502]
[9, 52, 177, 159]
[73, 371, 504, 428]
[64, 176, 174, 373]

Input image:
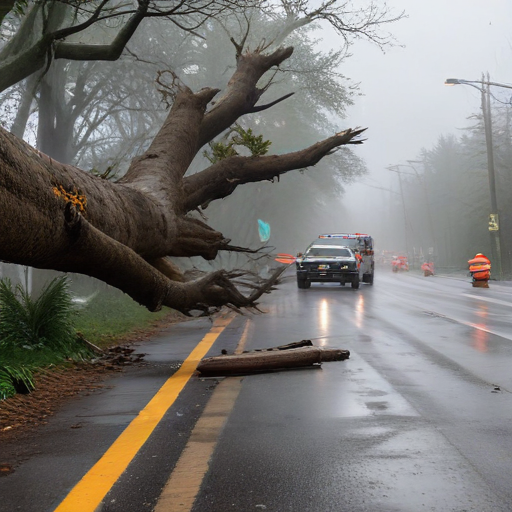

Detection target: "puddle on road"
[317, 352, 419, 419]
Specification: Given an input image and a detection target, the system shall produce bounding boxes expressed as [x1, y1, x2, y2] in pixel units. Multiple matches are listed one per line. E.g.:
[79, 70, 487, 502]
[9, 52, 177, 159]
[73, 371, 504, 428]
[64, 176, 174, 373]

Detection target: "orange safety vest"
[468, 255, 491, 266]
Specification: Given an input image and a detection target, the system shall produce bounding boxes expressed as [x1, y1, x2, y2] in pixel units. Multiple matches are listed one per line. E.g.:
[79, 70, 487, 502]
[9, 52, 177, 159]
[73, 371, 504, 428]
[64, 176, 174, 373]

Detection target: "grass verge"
[73, 290, 184, 349]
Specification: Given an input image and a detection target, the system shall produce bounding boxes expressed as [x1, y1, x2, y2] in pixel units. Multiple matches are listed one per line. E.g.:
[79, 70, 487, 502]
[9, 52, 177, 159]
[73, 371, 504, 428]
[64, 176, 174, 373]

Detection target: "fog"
[3, 1, 512, 276]
[319, 0, 512, 254]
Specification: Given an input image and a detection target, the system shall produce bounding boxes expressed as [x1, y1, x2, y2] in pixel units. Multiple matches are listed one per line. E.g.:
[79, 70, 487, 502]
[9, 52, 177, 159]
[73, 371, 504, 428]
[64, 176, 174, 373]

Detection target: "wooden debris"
[244, 339, 313, 352]
[318, 348, 350, 361]
[196, 343, 350, 376]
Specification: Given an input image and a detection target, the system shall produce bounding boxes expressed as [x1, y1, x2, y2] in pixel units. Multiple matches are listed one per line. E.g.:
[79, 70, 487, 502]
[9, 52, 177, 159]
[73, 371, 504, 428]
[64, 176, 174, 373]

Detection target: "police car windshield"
[318, 237, 358, 248]
[306, 247, 351, 257]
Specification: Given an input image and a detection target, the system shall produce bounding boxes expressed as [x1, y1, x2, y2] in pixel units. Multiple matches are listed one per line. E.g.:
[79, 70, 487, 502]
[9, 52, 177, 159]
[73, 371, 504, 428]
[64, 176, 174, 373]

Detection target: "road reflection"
[471, 304, 489, 352]
[471, 303, 489, 352]
[318, 298, 329, 335]
[355, 293, 365, 329]
[471, 327, 489, 352]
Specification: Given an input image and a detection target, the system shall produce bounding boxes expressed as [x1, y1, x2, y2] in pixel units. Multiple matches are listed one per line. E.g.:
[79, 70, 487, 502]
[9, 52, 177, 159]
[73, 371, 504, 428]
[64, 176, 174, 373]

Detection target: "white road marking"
[461, 293, 512, 308]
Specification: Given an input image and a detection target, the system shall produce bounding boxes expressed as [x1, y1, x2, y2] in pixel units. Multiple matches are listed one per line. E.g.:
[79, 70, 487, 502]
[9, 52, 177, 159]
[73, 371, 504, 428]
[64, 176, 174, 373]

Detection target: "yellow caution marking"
[53, 313, 235, 512]
[154, 377, 243, 511]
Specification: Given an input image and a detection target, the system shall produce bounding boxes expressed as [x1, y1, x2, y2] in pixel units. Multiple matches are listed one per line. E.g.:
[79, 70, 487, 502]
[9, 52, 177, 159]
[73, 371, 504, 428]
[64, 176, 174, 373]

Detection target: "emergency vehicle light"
[319, 233, 369, 239]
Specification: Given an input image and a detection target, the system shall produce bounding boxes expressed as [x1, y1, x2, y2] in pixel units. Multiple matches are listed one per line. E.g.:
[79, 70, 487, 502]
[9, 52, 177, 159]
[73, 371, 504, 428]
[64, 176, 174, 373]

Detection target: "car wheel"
[351, 276, 360, 289]
[366, 272, 374, 285]
[304, 279, 311, 289]
[297, 277, 306, 289]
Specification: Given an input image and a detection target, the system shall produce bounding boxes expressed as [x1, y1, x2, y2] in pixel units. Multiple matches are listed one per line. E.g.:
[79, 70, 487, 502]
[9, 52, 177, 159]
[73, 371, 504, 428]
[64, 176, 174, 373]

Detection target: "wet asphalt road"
[3, 269, 512, 511]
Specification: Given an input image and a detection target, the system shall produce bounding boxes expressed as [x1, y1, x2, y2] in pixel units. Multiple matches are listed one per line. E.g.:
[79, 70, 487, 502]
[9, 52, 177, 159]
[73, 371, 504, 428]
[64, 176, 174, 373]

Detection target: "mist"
[318, 0, 512, 266]
[2, 1, 512, 282]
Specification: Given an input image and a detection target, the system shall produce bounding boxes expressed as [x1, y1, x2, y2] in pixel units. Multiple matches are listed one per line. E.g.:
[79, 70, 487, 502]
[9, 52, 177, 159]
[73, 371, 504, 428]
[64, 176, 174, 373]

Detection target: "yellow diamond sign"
[489, 213, 499, 231]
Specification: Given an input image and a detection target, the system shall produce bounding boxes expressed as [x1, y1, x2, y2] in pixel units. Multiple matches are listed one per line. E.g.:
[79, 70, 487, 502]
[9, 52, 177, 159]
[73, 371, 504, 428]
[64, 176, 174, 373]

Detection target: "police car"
[316, 233, 374, 285]
[296, 233, 375, 289]
[296, 242, 361, 289]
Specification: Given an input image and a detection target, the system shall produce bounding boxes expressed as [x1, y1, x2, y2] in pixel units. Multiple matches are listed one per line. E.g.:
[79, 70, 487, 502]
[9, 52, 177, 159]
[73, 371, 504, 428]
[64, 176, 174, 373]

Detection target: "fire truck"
[317, 233, 375, 285]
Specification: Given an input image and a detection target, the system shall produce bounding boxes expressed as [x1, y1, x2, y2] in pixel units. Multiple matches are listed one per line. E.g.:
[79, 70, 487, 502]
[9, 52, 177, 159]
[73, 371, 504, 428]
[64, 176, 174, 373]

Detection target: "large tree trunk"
[0, 46, 365, 314]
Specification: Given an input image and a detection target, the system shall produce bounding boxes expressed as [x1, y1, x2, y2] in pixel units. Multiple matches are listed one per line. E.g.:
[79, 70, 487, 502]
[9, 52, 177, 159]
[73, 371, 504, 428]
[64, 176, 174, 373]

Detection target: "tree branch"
[197, 46, 294, 149]
[249, 92, 295, 113]
[183, 127, 366, 211]
[54, 1, 148, 61]
[120, 86, 219, 206]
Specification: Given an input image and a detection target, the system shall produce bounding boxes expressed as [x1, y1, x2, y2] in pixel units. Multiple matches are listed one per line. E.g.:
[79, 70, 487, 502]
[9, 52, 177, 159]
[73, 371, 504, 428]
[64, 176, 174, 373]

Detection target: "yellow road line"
[234, 317, 252, 354]
[154, 377, 243, 512]
[53, 313, 235, 512]
[154, 317, 251, 511]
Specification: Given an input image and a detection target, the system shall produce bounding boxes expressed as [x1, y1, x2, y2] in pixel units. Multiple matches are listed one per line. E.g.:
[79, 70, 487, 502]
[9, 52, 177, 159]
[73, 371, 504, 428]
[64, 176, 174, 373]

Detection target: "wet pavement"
[3, 270, 512, 511]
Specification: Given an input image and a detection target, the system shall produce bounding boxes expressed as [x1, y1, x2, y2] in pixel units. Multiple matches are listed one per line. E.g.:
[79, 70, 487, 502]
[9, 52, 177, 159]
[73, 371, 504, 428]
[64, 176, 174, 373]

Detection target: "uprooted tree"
[0, 1, 406, 314]
[0, 44, 365, 314]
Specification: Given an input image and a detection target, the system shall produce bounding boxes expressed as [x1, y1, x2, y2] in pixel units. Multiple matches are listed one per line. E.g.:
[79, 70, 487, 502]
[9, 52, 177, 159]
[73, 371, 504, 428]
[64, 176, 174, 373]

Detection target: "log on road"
[236, 339, 313, 354]
[196, 346, 350, 376]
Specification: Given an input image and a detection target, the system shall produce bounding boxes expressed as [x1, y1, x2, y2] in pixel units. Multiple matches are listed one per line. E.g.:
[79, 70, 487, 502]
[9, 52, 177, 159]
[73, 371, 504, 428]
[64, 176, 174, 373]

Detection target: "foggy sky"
[317, 0, 512, 240]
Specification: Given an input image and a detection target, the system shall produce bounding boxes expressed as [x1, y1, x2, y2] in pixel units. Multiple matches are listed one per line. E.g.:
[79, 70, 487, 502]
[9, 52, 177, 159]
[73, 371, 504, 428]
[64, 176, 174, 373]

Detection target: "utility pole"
[386, 166, 409, 258]
[445, 74, 505, 279]
[406, 160, 436, 263]
[480, 73, 503, 279]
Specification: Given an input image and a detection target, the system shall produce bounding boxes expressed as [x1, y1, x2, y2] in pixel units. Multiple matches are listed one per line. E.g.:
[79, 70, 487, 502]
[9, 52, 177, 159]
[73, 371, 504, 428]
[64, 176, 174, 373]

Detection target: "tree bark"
[197, 347, 323, 376]
[196, 346, 350, 376]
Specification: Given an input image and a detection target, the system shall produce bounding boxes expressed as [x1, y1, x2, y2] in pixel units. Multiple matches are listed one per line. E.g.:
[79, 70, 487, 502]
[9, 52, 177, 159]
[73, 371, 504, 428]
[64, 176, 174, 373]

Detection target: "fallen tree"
[0, 43, 365, 315]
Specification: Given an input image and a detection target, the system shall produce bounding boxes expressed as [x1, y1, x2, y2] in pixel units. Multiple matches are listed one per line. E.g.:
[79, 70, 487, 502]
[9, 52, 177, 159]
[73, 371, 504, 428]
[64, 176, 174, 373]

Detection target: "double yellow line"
[54, 314, 236, 512]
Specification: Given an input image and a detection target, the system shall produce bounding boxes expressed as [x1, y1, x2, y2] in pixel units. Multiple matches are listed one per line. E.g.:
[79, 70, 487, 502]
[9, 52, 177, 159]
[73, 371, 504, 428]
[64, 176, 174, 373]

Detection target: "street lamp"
[445, 77, 512, 91]
[445, 73, 504, 279]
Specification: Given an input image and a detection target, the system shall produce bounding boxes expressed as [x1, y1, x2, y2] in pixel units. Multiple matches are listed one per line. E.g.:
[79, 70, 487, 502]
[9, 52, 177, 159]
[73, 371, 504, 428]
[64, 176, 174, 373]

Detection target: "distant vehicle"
[316, 233, 375, 284]
[296, 243, 361, 289]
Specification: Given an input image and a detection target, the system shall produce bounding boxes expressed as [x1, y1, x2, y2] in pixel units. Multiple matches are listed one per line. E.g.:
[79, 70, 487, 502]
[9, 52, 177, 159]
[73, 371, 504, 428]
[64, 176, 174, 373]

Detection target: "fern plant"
[203, 124, 272, 164]
[231, 125, 272, 157]
[0, 276, 77, 352]
[203, 141, 239, 164]
[0, 276, 91, 400]
[0, 365, 35, 400]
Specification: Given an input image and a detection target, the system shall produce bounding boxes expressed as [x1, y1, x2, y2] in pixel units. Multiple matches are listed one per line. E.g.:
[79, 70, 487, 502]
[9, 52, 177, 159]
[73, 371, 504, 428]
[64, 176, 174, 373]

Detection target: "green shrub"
[0, 365, 35, 400]
[0, 276, 78, 353]
[0, 276, 91, 399]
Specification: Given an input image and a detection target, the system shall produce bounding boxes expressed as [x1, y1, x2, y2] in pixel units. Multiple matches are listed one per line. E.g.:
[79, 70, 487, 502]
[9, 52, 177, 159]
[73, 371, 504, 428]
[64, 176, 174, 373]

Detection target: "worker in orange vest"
[355, 252, 363, 269]
[468, 253, 491, 287]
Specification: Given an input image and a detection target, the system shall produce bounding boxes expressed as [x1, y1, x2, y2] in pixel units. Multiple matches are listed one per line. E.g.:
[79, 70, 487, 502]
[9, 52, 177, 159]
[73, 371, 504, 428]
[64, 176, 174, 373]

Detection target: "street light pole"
[445, 77, 512, 91]
[386, 165, 409, 258]
[405, 160, 436, 262]
[480, 76, 503, 278]
[445, 73, 504, 279]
